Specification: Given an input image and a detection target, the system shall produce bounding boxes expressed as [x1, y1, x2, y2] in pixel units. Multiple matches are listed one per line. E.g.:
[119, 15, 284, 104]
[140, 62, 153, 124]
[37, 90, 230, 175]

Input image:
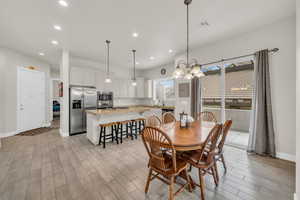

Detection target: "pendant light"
[105, 40, 112, 83]
[131, 49, 137, 86]
[173, 0, 205, 79]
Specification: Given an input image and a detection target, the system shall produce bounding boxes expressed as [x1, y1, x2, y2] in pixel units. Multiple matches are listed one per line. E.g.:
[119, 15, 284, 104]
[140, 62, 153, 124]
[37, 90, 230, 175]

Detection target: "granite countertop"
[86, 106, 153, 115]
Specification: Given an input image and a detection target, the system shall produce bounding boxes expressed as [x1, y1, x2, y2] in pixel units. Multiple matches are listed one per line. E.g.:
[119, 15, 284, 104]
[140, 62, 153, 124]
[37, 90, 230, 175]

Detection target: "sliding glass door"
[201, 65, 222, 122]
[201, 59, 254, 149]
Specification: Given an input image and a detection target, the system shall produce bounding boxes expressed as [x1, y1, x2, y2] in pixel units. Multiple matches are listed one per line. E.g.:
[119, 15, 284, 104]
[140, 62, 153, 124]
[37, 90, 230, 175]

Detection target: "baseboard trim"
[0, 131, 17, 138]
[276, 152, 295, 162]
[1, 123, 52, 138]
[294, 193, 297, 200]
[59, 129, 69, 137]
[43, 122, 51, 127]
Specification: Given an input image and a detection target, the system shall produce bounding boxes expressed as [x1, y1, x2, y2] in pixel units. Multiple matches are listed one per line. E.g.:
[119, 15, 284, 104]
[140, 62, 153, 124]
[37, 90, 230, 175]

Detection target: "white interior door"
[18, 68, 46, 132]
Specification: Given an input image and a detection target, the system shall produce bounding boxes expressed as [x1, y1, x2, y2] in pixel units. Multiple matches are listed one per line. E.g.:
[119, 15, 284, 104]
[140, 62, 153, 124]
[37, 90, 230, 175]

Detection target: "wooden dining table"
[160, 120, 213, 151]
[159, 120, 215, 191]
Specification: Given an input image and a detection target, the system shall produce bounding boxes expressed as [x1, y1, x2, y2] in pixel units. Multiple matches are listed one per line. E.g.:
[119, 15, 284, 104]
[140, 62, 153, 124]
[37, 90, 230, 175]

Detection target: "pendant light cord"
[186, 3, 189, 67]
[132, 50, 136, 80]
[106, 40, 110, 76]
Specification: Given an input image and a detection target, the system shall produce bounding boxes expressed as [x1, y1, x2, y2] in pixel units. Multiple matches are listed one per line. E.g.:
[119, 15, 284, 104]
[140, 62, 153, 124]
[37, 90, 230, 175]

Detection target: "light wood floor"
[0, 128, 295, 200]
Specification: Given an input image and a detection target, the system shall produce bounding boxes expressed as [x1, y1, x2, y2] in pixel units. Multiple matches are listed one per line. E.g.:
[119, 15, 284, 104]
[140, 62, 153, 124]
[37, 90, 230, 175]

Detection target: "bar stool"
[136, 118, 146, 134]
[130, 119, 139, 140]
[116, 120, 132, 143]
[99, 122, 118, 148]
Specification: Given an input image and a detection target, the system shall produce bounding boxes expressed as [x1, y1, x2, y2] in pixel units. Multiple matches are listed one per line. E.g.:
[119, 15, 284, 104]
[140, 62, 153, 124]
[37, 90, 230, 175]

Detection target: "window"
[153, 78, 175, 101]
[201, 65, 222, 122]
[224, 61, 254, 110]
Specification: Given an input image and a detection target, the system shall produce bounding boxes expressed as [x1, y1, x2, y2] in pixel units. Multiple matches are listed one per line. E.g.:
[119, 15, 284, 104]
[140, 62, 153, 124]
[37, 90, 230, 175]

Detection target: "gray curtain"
[191, 77, 201, 119]
[248, 49, 276, 157]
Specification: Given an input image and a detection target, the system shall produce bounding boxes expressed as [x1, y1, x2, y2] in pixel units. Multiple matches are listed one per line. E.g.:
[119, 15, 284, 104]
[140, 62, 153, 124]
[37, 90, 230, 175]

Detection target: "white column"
[296, 1, 300, 199]
[59, 49, 70, 137]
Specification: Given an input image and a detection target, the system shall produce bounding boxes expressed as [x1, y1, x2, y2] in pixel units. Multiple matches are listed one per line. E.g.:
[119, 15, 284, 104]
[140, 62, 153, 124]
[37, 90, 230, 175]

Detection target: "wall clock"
[161, 68, 166, 75]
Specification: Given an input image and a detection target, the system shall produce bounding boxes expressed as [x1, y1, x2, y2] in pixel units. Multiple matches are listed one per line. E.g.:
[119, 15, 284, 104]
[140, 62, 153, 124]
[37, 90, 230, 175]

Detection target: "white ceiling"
[0, 0, 295, 69]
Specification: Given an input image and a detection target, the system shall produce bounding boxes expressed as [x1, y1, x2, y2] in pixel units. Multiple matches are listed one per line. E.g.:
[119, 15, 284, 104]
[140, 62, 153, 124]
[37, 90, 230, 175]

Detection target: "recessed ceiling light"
[149, 56, 155, 60]
[51, 40, 59, 45]
[132, 32, 139, 38]
[168, 49, 173, 53]
[58, 0, 68, 7]
[53, 25, 62, 31]
[39, 52, 45, 56]
[136, 62, 139, 65]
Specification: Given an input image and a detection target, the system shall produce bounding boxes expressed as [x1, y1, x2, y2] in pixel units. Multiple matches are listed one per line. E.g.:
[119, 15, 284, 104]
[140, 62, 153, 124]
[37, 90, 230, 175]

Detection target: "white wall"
[0, 51, 5, 134]
[0, 48, 51, 137]
[142, 16, 296, 160]
[50, 69, 60, 79]
[188, 17, 296, 159]
[141, 62, 175, 80]
[296, 1, 300, 199]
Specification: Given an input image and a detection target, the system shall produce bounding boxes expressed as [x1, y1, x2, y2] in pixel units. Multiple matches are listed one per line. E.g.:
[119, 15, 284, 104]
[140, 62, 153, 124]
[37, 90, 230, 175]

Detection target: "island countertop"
[86, 106, 162, 145]
[86, 106, 153, 115]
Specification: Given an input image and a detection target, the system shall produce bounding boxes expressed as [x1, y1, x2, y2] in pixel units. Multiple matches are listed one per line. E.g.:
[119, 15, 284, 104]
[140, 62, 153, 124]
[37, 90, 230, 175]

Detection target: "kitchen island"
[86, 106, 162, 145]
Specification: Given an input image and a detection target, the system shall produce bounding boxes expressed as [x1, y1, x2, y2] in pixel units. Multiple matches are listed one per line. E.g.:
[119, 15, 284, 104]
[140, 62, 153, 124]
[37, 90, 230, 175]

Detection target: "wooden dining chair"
[145, 115, 162, 127]
[197, 111, 217, 124]
[141, 127, 192, 200]
[162, 112, 176, 124]
[181, 124, 223, 200]
[215, 120, 232, 173]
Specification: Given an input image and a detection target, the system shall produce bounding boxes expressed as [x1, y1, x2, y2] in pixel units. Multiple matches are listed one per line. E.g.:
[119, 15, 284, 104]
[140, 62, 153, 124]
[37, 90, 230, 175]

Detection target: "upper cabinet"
[70, 67, 152, 99]
[70, 67, 96, 87]
[136, 77, 145, 98]
[135, 77, 153, 98]
[70, 67, 83, 85]
[145, 79, 153, 98]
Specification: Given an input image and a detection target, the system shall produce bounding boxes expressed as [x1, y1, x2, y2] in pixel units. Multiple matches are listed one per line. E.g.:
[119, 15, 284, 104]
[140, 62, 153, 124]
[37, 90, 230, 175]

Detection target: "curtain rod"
[200, 48, 279, 67]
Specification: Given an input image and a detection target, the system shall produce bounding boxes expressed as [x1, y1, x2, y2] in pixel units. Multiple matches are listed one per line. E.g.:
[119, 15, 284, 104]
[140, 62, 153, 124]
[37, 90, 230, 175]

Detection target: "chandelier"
[173, 0, 205, 79]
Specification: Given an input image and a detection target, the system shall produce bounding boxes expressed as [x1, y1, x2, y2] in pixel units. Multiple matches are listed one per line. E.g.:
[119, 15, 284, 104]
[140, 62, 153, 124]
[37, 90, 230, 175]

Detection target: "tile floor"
[226, 131, 249, 150]
[0, 127, 295, 200]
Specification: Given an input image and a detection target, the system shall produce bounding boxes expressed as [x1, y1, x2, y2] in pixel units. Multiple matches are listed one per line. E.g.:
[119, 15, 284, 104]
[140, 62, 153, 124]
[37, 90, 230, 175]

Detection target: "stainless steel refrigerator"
[69, 86, 97, 135]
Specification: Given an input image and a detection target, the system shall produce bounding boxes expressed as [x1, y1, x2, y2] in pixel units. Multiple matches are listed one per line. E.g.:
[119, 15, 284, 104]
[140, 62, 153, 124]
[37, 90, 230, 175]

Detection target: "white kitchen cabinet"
[112, 78, 121, 98]
[103, 80, 113, 92]
[96, 71, 105, 91]
[136, 77, 145, 98]
[145, 79, 153, 98]
[127, 80, 136, 98]
[84, 70, 96, 86]
[70, 67, 96, 87]
[118, 78, 128, 98]
[70, 67, 84, 85]
[134, 77, 153, 98]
